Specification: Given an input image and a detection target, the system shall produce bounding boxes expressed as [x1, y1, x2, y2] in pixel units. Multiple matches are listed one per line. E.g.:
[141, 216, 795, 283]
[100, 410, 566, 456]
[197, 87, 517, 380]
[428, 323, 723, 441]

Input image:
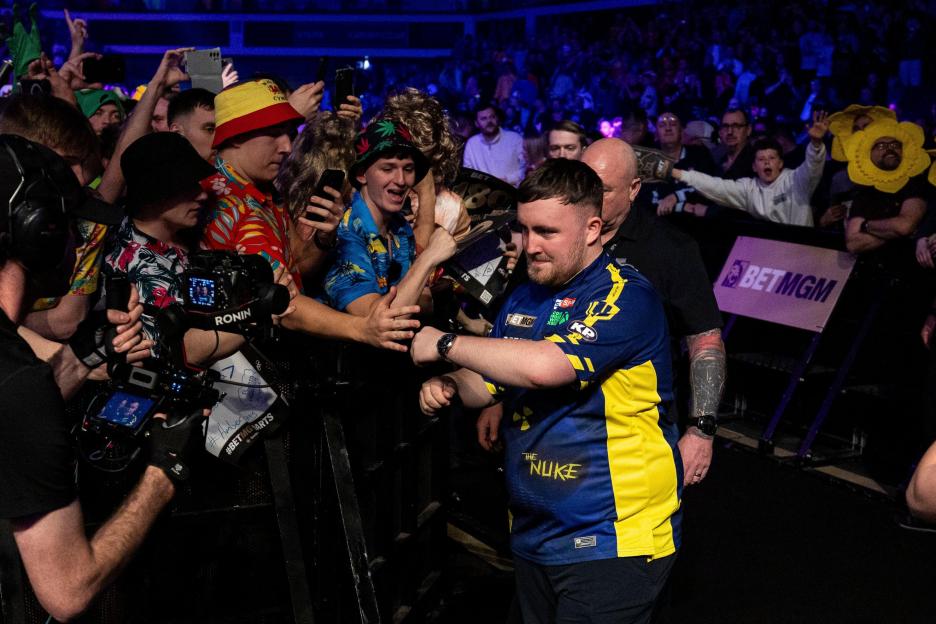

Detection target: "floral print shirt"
[202, 157, 302, 290]
[32, 218, 109, 311]
[103, 217, 188, 345]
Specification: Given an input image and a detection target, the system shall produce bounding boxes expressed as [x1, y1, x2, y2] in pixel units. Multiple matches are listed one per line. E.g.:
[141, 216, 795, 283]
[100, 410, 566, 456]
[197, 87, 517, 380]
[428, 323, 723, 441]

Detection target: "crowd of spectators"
[3, 0, 936, 618]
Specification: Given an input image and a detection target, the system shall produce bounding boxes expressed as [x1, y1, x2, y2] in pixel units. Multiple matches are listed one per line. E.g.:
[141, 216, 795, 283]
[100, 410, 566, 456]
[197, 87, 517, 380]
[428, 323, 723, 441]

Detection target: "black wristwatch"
[692, 414, 718, 438]
[436, 332, 458, 360]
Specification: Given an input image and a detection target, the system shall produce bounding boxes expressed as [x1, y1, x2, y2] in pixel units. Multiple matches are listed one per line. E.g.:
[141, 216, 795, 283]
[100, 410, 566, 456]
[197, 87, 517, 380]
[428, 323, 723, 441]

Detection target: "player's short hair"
[518, 158, 602, 216]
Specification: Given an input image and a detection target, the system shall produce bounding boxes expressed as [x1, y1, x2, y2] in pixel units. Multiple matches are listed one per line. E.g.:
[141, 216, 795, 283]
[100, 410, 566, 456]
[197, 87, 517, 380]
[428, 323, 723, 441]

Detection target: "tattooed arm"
[677, 328, 726, 485]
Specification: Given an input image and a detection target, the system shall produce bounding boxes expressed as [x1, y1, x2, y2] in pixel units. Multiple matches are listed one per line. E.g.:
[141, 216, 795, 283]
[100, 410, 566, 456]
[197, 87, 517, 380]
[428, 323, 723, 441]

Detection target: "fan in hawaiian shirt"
[324, 118, 457, 317]
[201, 79, 422, 352]
[103, 132, 292, 364]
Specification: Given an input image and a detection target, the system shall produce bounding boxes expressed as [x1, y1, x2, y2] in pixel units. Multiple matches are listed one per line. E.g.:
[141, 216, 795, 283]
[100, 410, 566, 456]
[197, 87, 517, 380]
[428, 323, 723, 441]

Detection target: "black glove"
[68, 310, 109, 369]
[147, 411, 206, 484]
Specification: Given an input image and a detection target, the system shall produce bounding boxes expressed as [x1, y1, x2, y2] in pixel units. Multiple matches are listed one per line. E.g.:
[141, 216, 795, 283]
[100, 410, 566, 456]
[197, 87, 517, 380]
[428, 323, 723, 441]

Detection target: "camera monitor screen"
[187, 276, 216, 308]
[96, 391, 155, 431]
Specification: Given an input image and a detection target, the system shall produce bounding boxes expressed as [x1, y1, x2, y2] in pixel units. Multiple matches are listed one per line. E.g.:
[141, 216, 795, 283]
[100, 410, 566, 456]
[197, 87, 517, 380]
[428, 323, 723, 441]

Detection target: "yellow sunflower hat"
[828, 105, 896, 162]
[844, 118, 931, 193]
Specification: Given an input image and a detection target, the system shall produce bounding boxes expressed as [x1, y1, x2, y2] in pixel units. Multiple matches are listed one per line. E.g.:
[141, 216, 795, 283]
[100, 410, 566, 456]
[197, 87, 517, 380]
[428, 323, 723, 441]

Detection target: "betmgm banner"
[714, 237, 856, 332]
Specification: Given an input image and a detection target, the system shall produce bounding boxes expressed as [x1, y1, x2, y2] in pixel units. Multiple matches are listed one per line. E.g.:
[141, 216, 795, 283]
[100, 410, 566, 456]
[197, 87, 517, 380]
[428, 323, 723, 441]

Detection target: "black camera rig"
[79, 251, 290, 471]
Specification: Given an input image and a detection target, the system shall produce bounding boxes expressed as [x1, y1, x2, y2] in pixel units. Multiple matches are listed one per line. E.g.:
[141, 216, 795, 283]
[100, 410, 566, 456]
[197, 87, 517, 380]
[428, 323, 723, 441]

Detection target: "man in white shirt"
[462, 106, 526, 187]
[672, 111, 830, 226]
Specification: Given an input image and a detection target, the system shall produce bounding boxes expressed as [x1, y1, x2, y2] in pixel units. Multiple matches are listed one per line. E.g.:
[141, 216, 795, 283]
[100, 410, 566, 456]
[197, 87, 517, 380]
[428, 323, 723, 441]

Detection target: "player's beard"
[527, 233, 588, 288]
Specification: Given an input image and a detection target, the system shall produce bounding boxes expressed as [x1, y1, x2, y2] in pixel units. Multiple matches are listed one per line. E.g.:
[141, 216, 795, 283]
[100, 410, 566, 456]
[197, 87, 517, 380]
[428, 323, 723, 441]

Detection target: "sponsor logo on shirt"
[553, 297, 576, 309]
[772, 192, 788, 205]
[568, 320, 597, 342]
[720, 258, 839, 303]
[506, 313, 537, 328]
[522, 452, 582, 481]
[574, 536, 597, 549]
[547, 310, 569, 326]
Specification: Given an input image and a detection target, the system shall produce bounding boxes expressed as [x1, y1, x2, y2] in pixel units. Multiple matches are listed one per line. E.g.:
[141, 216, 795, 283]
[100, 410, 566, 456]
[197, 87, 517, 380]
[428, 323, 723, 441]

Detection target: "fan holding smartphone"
[296, 168, 347, 251]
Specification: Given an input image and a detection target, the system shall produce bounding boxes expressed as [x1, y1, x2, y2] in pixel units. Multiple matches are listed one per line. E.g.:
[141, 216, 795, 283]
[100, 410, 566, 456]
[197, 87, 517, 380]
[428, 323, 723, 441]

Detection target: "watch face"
[697, 415, 718, 436]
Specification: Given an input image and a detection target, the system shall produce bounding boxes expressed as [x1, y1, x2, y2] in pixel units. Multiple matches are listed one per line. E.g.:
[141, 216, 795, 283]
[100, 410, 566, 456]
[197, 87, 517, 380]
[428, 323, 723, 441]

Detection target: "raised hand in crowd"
[58, 51, 103, 90]
[295, 185, 345, 249]
[152, 47, 192, 90]
[96, 48, 193, 204]
[422, 226, 458, 268]
[64, 9, 88, 61]
[807, 109, 830, 144]
[337, 94, 364, 125]
[411, 169, 437, 251]
[288, 80, 325, 120]
[221, 61, 239, 88]
[24, 52, 76, 104]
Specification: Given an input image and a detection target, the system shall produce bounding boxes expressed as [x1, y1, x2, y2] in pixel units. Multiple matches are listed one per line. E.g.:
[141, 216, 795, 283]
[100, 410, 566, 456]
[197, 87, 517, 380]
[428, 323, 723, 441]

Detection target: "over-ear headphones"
[0, 134, 70, 272]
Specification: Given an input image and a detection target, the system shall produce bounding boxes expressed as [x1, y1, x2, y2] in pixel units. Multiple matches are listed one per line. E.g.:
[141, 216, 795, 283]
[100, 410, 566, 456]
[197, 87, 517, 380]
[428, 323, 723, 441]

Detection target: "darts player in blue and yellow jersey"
[411, 157, 681, 624]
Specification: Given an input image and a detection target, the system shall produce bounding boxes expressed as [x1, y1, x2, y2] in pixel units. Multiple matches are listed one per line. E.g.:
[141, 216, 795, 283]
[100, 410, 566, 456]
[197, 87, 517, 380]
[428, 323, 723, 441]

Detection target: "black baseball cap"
[121, 132, 216, 211]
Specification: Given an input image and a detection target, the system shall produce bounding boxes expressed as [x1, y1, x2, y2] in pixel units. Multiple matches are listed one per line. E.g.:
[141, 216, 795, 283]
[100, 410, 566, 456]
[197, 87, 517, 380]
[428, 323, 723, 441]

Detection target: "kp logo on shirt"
[721, 260, 749, 288]
[568, 321, 597, 342]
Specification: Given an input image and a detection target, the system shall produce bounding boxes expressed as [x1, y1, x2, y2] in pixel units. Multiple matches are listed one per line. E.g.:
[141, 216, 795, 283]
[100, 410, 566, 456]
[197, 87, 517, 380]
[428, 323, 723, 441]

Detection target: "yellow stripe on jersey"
[584, 263, 626, 326]
[601, 360, 680, 560]
[567, 355, 585, 371]
[545, 334, 565, 343]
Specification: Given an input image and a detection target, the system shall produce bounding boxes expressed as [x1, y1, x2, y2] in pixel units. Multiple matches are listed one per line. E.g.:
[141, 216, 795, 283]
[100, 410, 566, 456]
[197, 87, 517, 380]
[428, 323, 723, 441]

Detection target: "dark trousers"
[514, 554, 676, 624]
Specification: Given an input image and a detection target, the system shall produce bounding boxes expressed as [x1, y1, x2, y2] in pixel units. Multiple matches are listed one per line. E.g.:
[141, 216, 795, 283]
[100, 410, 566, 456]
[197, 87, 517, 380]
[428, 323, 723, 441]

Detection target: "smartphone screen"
[316, 56, 328, 84]
[306, 169, 345, 222]
[334, 67, 354, 107]
[83, 56, 126, 84]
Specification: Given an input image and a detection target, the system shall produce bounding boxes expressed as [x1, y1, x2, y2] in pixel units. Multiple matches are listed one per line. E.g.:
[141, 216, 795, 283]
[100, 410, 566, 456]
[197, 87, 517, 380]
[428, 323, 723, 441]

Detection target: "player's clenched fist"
[419, 375, 458, 415]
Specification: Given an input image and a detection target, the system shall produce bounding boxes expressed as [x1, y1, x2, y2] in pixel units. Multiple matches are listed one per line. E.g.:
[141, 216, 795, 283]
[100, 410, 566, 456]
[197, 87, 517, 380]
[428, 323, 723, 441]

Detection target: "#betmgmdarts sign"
[714, 236, 856, 332]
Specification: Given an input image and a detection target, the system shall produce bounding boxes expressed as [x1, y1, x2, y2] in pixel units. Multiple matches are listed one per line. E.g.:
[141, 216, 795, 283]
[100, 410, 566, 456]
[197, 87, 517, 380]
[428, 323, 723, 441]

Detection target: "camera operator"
[0, 135, 199, 622]
[102, 132, 288, 365]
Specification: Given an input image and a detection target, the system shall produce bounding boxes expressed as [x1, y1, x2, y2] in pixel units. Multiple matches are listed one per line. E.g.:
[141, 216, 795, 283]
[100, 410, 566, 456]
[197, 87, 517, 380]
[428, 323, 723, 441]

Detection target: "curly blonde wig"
[380, 88, 462, 186]
[276, 111, 357, 220]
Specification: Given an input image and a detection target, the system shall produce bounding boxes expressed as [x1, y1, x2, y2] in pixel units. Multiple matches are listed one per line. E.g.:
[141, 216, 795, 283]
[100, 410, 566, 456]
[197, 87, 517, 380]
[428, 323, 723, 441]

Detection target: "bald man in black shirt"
[583, 138, 726, 485]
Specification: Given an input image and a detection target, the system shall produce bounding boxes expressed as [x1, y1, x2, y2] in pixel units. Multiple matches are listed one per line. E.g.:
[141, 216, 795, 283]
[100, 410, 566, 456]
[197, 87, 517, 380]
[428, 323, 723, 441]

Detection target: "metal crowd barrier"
[0, 337, 450, 623]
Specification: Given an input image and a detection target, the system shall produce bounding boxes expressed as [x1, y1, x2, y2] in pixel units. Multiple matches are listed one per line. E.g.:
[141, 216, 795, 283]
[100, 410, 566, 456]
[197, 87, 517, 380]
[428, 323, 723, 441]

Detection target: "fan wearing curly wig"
[380, 88, 471, 250]
[275, 111, 358, 277]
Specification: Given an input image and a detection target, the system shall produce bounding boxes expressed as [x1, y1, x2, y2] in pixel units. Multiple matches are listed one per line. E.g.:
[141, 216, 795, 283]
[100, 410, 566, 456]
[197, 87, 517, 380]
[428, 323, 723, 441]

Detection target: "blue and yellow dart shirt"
[486, 253, 683, 565]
